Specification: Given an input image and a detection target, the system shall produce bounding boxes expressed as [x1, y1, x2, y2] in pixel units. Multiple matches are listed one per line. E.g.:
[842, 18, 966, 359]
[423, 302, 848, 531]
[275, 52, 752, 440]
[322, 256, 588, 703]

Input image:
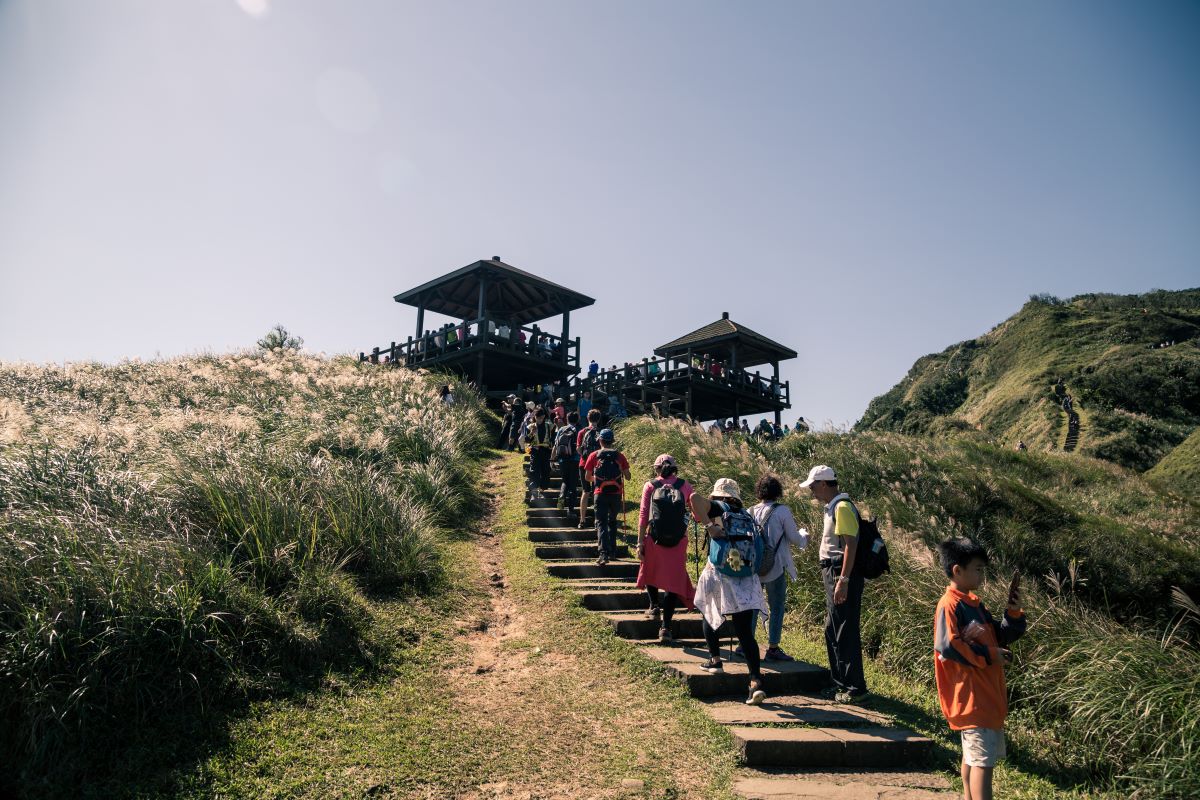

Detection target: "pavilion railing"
[575, 355, 790, 410]
[359, 317, 580, 371]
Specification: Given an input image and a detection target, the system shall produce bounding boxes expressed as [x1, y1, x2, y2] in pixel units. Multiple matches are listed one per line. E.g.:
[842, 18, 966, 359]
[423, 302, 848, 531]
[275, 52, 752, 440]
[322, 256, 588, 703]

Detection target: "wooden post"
[686, 383, 693, 420]
[390, 341, 397, 362]
[415, 303, 425, 340]
[477, 274, 487, 321]
[371, 347, 380, 364]
[734, 398, 740, 426]
[562, 309, 571, 365]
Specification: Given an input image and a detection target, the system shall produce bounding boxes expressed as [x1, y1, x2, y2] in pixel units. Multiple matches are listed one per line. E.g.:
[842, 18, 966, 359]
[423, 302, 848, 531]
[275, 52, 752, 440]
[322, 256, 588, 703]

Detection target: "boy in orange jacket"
[934, 538, 1026, 800]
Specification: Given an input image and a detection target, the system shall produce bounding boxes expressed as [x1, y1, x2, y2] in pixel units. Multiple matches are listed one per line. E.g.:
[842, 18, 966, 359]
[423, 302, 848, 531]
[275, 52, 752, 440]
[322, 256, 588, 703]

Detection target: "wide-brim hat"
[525, 401, 535, 410]
[711, 477, 741, 500]
[799, 464, 836, 488]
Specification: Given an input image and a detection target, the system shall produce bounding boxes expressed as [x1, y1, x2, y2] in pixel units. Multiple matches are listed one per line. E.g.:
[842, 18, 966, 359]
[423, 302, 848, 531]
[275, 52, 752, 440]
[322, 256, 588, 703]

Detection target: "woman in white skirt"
[690, 477, 768, 705]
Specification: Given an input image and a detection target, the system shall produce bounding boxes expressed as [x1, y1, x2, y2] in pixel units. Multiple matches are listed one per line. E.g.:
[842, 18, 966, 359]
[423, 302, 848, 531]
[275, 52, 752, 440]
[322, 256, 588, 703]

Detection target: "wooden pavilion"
[589, 312, 796, 425]
[360, 257, 595, 397]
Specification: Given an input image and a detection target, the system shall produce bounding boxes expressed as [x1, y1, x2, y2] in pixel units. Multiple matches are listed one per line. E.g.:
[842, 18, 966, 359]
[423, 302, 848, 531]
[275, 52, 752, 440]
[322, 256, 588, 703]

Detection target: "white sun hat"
[799, 465, 837, 488]
[711, 477, 741, 500]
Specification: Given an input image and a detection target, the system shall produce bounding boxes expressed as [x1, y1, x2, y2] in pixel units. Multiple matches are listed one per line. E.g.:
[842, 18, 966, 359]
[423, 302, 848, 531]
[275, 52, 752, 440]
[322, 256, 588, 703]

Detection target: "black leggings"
[645, 586, 677, 626]
[703, 609, 760, 677]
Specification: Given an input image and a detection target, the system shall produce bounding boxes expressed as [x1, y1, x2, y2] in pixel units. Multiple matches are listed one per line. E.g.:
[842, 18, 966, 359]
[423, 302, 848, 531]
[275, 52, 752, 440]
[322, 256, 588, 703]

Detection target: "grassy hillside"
[1147, 426, 1200, 498]
[855, 288, 1200, 476]
[616, 416, 1200, 799]
[0, 352, 490, 797]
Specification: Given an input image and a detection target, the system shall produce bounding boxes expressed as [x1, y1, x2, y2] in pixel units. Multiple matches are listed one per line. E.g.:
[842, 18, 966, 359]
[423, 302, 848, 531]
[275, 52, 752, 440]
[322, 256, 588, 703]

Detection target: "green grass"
[1147, 426, 1200, 498]
[614, 415, 1200, 799]
[0, 352, 491, 797]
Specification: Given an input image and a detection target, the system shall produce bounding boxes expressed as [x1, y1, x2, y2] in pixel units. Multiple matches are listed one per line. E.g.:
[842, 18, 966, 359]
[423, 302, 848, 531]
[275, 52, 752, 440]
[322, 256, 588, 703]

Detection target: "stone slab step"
[526, 507, 567, 518]
[527, 515, 573, 528]
[528, 529, 595, 543]
[700, 695, 892, 727]
[733, 774, 951, 799]
[731, 726, 932, 768]
[575, 589, 653, 611]
[545, 561, 640, 580]
[601, 611, 728, 641]
[535, 544, 630, 561]
[661, 661, 828, 698]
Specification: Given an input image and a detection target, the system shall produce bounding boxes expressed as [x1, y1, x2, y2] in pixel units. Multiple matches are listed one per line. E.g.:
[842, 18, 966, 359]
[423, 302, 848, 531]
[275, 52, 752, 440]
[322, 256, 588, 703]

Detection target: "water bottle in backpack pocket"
[707, 505, 764, 578]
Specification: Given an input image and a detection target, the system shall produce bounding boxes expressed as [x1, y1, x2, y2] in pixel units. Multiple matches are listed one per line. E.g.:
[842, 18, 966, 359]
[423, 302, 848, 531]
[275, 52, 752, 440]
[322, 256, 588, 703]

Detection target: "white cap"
[799, 464, 837, 488]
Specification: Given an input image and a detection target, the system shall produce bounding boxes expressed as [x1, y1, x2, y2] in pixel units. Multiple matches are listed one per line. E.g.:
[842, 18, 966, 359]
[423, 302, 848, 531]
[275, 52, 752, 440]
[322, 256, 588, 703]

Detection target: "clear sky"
[1, 1, 1197, 428]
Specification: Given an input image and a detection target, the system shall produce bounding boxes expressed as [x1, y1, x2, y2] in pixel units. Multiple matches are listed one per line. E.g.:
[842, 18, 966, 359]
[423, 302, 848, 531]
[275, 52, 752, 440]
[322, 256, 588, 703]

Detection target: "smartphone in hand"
[1007, 571, 1021, 609]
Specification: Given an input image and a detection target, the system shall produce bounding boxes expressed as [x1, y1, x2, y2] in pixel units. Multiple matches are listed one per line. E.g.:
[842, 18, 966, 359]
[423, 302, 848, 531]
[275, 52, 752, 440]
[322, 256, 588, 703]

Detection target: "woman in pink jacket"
[635, 454, 696, 643]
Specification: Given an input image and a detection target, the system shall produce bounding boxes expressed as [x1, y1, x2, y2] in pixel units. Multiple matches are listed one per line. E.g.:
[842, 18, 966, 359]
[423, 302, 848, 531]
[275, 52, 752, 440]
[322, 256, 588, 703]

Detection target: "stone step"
[527, 514, 573, 528]
[545, 560, 641, 580]
[535, 544, 630, 561]
[700, 695, 892, 727]
[657, 660, 829, 698]
[731, 726, 932, 768]
[575, 588, 652, 611]
[733, 772, 952, 799]
[528, 529, 596, 543]
[600, 611, 729, 641]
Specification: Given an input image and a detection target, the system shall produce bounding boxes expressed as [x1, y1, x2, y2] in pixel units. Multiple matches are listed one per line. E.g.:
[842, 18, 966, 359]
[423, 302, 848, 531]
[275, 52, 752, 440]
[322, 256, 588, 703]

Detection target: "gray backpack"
[754, 503, 785, 578]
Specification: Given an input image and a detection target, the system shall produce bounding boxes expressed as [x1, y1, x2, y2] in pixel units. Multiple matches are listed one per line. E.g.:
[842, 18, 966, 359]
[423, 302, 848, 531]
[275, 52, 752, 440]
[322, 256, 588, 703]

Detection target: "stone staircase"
[519, 458, 949, 798]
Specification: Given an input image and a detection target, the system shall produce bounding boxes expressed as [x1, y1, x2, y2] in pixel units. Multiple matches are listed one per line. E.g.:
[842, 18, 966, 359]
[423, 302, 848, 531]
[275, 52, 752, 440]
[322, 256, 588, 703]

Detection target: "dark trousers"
[702, 609, 761, 677]
[499, 418, 512, 448]
[645, 586, 677, 627]
[594, 492, 621, 558]
[821, 565, 866, 693]
[528, 449, 551, 492]
[559, 458, 579, 507]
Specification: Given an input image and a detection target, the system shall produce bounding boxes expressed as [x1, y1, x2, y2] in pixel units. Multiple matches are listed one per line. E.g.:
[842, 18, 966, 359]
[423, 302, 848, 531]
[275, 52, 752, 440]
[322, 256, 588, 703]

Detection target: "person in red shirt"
[934, 538, 1026, 800]
[635, 454, 696, 643]
[575, 408, 604, 529]
[582, 428, 630, 565]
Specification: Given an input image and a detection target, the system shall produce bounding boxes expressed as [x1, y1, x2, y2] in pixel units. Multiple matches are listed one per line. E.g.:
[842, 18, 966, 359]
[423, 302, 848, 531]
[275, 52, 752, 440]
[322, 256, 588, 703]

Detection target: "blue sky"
[1, 1, 1197, 428]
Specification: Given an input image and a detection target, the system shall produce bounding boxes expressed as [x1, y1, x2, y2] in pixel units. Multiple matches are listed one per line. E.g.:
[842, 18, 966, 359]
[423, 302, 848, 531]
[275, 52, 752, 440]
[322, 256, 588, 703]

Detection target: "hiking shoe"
[657, 627, 673, 644]
[764, 647, 795, 662]
[746, 678, 766, 706]
[643, 606, 661, 621]
[835, 689, 871, 705]
[577, 521, 589, 530]
[699, 658, 724, 673]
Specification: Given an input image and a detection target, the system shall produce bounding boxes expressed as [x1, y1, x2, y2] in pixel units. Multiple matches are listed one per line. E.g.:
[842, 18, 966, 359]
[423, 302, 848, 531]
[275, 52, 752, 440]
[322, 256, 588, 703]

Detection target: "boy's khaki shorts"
[961, 726, 1006, 767]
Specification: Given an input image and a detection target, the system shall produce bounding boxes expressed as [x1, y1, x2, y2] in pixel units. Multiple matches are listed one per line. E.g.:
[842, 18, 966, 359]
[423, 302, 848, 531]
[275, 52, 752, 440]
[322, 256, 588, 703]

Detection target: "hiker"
[578, 390, 593, 421]
[516, 401, 536, 451]
[440, 385, 454, 405]
[588, 359, 599, 383]
[635, 455, 697, 644]
[690, 478, 768, 706]
[935, 538, 1026, 800]
[749, 475, 808, 661]
[524, 407, 554, 504]
[575, 408, 604, 529]
[498, 394, 517, 449]
[554, 411, 581, 517]
[801, 464, 867, 702]
[582, 428, 631, 565]
[740, 419, 751, 436]
[551, 397, 567, 426]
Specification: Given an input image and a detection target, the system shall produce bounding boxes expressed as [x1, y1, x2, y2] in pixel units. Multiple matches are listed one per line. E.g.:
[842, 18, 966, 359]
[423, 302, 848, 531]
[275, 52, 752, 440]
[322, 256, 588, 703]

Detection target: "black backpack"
[579, 427, 602, 460]
[554, 425, 577, 461]
[837, 499, 890, 579]
[593, 449, 624, 494]
[648, 478, 688, 547]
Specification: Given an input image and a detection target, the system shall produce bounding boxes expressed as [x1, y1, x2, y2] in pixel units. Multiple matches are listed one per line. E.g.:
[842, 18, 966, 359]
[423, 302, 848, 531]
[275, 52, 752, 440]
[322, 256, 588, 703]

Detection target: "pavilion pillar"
[734, 398, 741, 426]
[730, 344, 738, 372]
[415, 303, 425, 340]
[561, 309, 570, 365]
[477, 275, 487, 321]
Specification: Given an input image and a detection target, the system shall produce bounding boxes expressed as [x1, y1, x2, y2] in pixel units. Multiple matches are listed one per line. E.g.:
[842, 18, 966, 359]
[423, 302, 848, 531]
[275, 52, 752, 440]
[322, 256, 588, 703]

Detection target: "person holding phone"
[934, 538, 1027, 800]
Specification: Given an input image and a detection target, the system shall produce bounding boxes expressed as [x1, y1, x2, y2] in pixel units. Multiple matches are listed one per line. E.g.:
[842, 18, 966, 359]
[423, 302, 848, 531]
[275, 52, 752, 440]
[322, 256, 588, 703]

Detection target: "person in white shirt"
[749, 474, 809, 661]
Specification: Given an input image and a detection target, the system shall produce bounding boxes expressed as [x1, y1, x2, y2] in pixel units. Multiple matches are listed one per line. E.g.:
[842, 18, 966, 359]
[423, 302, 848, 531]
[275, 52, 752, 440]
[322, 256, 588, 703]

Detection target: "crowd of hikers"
[504, 393, 1029, 800]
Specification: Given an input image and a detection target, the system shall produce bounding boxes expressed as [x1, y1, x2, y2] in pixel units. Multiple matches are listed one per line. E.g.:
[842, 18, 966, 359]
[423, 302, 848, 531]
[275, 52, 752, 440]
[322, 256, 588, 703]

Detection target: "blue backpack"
[707, 502, 764, 578]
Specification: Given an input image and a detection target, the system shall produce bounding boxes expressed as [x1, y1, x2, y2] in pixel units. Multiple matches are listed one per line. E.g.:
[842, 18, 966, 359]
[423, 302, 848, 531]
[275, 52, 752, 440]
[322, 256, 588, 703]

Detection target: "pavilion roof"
[393, 258, 595, 326]
[654, 313, 798, 367]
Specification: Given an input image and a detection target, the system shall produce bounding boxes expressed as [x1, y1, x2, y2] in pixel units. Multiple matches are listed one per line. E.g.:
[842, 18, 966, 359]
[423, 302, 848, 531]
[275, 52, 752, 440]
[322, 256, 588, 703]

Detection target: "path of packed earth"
[519, 454, 955, 799]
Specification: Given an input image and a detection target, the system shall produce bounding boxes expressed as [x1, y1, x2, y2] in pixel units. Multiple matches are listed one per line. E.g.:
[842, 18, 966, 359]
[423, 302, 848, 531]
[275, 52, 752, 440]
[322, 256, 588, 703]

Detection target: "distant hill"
[856, 288, 1200, 478]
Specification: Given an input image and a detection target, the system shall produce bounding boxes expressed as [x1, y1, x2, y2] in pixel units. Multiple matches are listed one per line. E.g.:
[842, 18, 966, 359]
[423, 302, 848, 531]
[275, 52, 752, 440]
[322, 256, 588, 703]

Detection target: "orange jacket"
[933, 586, 1026, 730]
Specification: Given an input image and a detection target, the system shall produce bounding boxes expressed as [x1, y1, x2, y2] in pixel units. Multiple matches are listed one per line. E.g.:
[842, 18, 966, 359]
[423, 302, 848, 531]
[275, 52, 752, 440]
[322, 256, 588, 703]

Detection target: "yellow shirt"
[819, 495, 859, 561]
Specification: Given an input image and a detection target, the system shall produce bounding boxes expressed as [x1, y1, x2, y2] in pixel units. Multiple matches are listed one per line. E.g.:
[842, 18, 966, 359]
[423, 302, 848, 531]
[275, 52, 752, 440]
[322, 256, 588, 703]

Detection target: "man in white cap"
[800, 464, 868, 703]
